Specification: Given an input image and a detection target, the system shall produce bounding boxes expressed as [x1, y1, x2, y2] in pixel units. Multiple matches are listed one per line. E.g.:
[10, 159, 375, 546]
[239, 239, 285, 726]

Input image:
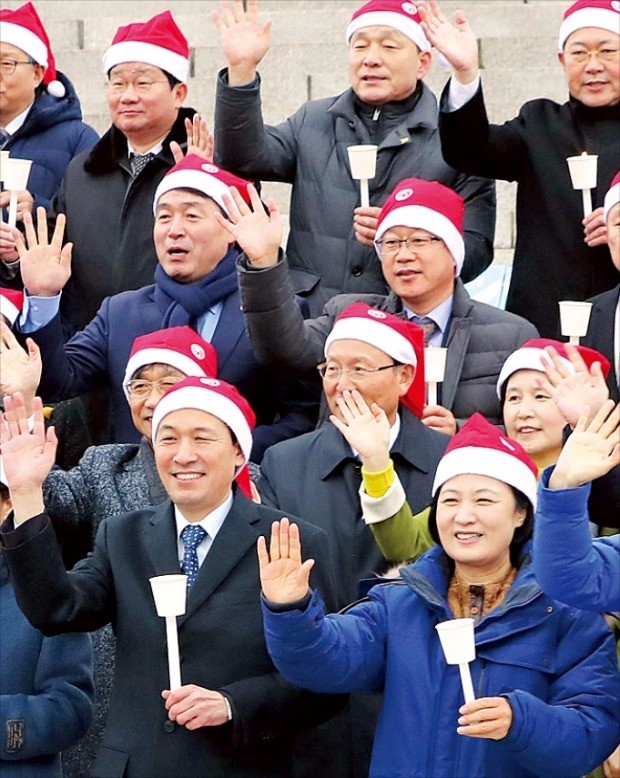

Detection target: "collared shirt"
[174, 491, 233, 570]
[197, 302, 224, 343]
[127, 140, 164, 158]
[404, 295, 454, 347]
[3, 102, 34, 135]
[350, 413, 401, 459]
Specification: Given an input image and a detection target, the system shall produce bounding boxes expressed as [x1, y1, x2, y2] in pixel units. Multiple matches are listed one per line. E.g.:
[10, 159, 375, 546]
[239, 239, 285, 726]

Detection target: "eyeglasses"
[566, 47, 619, 64]
[107, 79, 170, 95]
[375, 236, 442, 255]
[124, 378, 182, 397]
[317, 363, 398, 382]
[0, 58, 36, 75]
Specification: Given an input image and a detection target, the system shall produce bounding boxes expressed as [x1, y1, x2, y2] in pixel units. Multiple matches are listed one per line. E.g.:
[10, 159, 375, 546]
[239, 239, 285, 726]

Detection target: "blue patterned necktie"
[180, 525, 207, 589]
[411, 315, 438, 346]
[130, 152, 154, 177]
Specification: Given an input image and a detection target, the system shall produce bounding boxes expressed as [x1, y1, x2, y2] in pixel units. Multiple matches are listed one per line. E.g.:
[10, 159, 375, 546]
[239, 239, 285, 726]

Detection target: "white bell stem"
[427, 381, 438, 407]
[165, 615, 182, 691]
[8, 191, 18, 229]
[569, 335, 580, 345]
[582, 188, 592, 218]
[360, 179, 369, 208]
[459, 663, 476, 704]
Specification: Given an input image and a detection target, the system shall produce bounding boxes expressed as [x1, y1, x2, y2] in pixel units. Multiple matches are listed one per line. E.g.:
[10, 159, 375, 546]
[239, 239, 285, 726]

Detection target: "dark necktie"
[130, 152, 154, 177]
[0, 128, 10, 150]
[412, 316, 438, 346]
[180, 525, 207, 589]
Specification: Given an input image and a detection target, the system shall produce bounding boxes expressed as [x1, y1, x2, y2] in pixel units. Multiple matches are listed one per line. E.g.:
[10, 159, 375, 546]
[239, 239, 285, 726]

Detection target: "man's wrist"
[246, 252, 279, 269]
[228, 63, 258, 87]
[10, 489, 45, 526]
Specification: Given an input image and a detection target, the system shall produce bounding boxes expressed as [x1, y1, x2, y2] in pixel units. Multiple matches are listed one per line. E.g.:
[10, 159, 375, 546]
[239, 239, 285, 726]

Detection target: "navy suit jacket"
[2, 492, 342, 778]
[583, 284, 619, 403]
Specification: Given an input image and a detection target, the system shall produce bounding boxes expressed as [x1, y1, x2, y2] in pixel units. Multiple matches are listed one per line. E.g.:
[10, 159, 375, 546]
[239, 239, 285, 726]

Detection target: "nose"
[584, 52, 605, 71]
[173, 438, 197, 465]
[454, 505, 476, 525]
[334, 371, 356, 392]
[143, 385, 163, 410]
[363, 43, 382, 66]
[515, 398, 534, 419]
[166, 212, 186, 237]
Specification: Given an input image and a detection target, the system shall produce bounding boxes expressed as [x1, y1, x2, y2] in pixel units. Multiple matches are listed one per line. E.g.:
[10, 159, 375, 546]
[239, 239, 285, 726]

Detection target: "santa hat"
[558, 0, 620, 52]
[323, 302, 426, 417]
[496, 338, 611, 398]
[102, 10, 189, 83]
[0, 288, 24, 326]
[604, 170, 620, 223]
[152, 377, 255, 471]
[432, 413, 539, 509]
[374, 178, 466, 274]
[153, 155, 252, 217]
[346, 0, 431, 52]
[0, 1, 65, 97]
[122, 327, 218, 401]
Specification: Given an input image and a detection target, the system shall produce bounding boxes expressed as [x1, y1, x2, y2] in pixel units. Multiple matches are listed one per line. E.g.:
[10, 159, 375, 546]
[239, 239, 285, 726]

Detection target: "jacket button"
[351, 266, 363, 277]
[163, 720, 175, 733]
[547, 606, 553, 613]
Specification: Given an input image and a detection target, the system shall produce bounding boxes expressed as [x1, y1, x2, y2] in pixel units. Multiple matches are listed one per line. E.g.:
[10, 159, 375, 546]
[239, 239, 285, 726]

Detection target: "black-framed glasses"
[375, 236, 442, 255]
[124, 377, 182, 397]
[0, 58, 36, 75]
[107, 79, 170, 94]
[317, 363, 398, 382]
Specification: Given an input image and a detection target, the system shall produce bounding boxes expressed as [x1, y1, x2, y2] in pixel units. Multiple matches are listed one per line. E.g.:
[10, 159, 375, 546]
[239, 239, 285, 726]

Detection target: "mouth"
[516, 426, 540, 435]
[394, 268, 420, 278]
[171, 472, 204, 481]
[166, 247, 189, 259]
[584, 80, 609, 89]
[361, 75, 385, 84]
[455, 532, 483, 544]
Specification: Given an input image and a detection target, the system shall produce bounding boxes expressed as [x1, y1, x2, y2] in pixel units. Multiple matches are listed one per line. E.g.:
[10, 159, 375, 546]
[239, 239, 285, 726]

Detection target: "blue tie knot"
[181, 525, 207, 588]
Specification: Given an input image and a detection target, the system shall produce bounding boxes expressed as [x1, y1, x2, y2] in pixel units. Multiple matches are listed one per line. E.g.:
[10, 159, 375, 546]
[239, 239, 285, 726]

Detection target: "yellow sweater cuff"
[361, 460, 395, 498]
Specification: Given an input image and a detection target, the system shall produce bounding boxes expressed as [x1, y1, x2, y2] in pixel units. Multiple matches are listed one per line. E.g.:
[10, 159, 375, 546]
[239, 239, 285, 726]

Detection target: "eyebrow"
[155, 199, 208, 212]
[441, 488, 502, 497]
[568, 38, 616, 47]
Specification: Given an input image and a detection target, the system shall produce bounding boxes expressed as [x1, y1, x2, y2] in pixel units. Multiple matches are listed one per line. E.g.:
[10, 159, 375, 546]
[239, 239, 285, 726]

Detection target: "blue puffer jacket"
[262, 544, 620, 778]
[2, 72, 98, 211]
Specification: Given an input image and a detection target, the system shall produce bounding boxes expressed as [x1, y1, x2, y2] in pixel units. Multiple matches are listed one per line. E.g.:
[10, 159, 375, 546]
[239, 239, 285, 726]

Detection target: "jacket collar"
[84, 106, 195, 175]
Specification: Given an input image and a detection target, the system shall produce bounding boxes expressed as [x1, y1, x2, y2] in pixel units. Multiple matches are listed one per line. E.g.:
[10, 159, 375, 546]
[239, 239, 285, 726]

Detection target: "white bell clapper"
[566, 152, 598, 218]
[424, 347, 448, 407]
[149, 574, 188, 691]
[435, 617, 476, 704]
[2, 157, 32, 228]
[347, 145, 378, 208]
[558, 300, 593, 345]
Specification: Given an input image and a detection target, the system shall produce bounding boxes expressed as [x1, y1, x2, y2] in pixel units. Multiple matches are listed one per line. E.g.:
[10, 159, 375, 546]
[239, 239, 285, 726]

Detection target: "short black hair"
[428, 484, 534, 568]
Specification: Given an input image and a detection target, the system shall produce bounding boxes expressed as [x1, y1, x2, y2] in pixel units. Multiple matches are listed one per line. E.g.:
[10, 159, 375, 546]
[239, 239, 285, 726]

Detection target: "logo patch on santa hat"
[200, 378, 220, 387]
[402, 2, 418, 14]
[367, 310, 388, 319]
[612, 1, 620, 11]
[395, 188, 414, 201]
[201, 164, 220, 174]
[191, 344, 205, 360]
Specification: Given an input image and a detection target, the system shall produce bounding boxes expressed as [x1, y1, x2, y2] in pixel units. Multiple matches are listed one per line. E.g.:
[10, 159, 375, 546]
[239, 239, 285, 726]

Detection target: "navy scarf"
[154, 247, 239, 327]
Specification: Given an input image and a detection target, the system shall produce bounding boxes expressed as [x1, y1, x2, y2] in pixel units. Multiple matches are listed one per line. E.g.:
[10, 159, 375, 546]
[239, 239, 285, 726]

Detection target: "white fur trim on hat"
[0, 297, 20, 327]
[604, 182, 620, 223]
[152, 384, 253, 467]
[102, 40, 189, 82]
[432, 446, 538, 509]
[346, 11, 430, 51]
[0, 21, 48, 65]
[558, 7, 619, 51]
[375, 204, 465, 274]
[122, 347, 208, 402]
[324, 316, 417, 365]
[153, 169, 230, 216]
[496, 348, 573, 398]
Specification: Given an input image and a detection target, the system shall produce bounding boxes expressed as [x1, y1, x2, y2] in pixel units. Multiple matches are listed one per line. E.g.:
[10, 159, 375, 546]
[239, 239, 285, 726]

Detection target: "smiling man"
[213, 0, 495, 315]
[421, 0, 620, 337]
[13, 155, 319, 460]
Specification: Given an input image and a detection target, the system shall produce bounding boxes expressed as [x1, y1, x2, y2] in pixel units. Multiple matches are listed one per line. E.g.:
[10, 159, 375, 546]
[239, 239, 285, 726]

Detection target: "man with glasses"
[422, 0, 620, 337]
[0, 1, 98, 280]
[231, 177, 537, 436]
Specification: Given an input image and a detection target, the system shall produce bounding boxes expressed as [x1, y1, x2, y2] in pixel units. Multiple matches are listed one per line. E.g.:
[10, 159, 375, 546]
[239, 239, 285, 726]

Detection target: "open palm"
[257, 518, 314, 604]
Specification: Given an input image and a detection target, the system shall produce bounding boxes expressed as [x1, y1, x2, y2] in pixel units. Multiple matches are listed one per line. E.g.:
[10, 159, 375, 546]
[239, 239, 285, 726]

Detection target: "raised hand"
[212, 0, 272, 86]
[353, 206, 382, 247]
[457, 697, 513, 740]
[217, 183, 281, 267]
[170, 115, 214, 164]
[550, 401, 620, 489]
[329, 389, 391, 472]
[257, 518, 314, 604]
[17, 207, 72, 296]
[583, 207, 608, 248]
[541, 344, 609, 427]
[418, 0, 479, 83]
[0, 321, 42, 414]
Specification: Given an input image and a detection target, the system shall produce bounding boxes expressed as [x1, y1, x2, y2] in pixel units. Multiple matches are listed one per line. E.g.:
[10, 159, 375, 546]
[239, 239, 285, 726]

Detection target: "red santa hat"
[153, 155, 252, 217]
[0, 288, 24, 326]
[345, 0, 431, 52]
[323, 302, 426, 417]
[102, 10, 190, 83]
[0, 1, 65, 97]
[374, 178, 466, 274]
[432, 412, 539, 509]
[558, 0, 620, 51]
[496, 338, 611, 398]
[122, 327, 218, 401]
[152, 377, 255, 472]
[604, 170, 620, 223]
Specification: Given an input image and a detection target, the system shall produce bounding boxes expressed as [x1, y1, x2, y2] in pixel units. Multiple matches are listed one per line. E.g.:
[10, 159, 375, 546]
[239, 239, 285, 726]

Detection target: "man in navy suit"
[0, 379, 341, 778]
[13, 155, 317, 460]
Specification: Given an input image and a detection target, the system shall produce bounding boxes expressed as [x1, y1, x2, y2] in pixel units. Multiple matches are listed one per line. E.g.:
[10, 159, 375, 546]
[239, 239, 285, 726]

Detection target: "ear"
[514, 508, 527, 528]
[417, 50, 432, 81]
[33, 64, 45, 89]
[558, 51, 566, 68]
[233, 443, 245, 469]
[397, 363, 415, 398]
[173, 82, 188, 108]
